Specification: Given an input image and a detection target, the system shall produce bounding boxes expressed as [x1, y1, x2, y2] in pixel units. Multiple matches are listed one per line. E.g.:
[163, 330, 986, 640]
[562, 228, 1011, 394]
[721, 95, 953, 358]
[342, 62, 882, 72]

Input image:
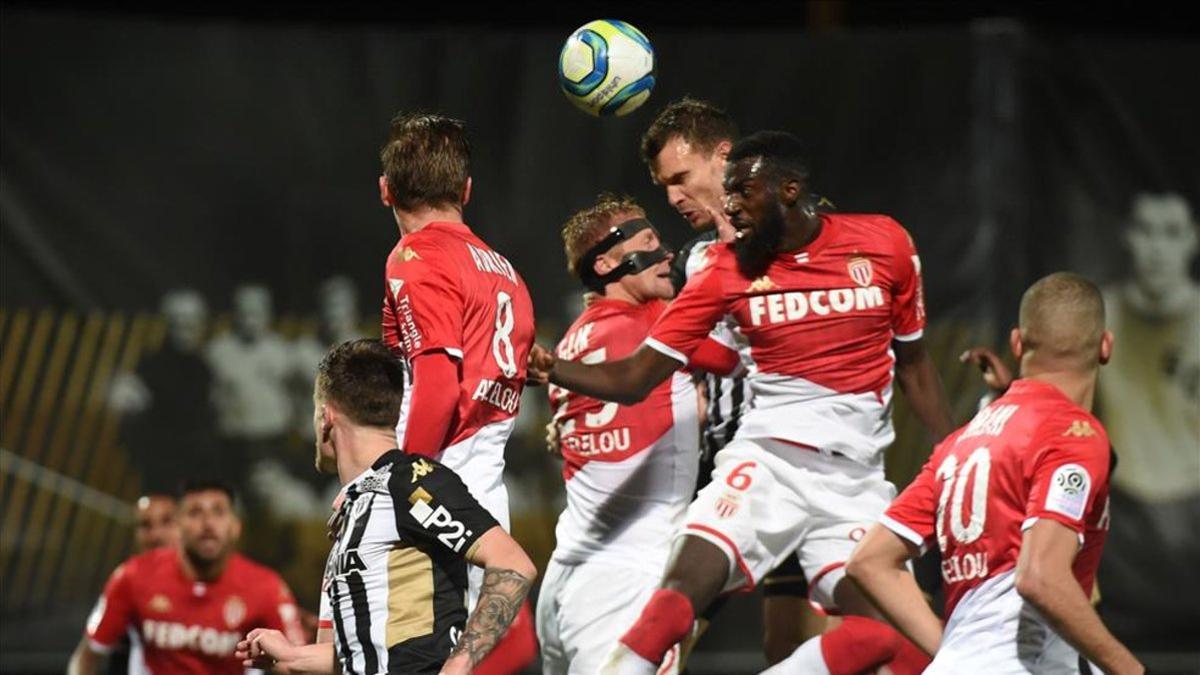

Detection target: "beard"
[733, 206, 786, 278]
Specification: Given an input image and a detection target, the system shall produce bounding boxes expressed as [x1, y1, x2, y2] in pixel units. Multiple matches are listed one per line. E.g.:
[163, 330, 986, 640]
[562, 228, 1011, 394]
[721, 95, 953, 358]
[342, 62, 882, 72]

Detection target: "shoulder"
[386, 234, 453, 272]
[831, 213, 912, 249]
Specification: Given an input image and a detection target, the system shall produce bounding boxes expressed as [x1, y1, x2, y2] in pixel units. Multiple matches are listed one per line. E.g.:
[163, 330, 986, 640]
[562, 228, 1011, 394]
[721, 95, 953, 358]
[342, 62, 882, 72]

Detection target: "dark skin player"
[529, 153, 953, 630]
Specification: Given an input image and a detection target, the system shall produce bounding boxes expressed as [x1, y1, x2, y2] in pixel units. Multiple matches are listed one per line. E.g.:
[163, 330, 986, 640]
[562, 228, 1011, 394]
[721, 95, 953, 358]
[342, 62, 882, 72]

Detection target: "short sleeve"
[646, 248, 733, 365]
[391, 457, 499, 559]
[260, 575, 306, 645]
[1025, 420, 1111, 538]
[383, 242, 465, 359]
[890, 224, 926, 342]
[881, 455, 940, 554]
[317, 575, 334, 633]
[86, 563, 135, 651]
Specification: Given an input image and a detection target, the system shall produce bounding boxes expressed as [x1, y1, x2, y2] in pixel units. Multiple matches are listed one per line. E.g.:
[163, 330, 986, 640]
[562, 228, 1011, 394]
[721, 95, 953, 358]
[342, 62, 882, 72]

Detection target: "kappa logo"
[745, 276, 778, 293]
[222, 596, 246, 629]
[394, 246, 421, 263]
[848, 256, 873, 288]
[1063, 420, 1097, 438]
[148, 594, 172, 613]
[411, 458, 435, 483]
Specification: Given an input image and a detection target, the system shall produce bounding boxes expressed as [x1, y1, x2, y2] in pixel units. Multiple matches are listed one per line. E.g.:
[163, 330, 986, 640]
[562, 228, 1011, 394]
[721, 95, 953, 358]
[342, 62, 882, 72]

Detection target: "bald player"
[846, 272, 1143, 674]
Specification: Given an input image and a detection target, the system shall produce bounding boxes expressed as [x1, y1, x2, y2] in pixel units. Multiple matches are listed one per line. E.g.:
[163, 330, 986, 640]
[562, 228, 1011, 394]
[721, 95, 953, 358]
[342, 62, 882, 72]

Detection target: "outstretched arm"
[441, 527, 537, 674]
[894, 338, 953, 442]
[1015, 521, 1142, 675]
[529, 343, 681, 405]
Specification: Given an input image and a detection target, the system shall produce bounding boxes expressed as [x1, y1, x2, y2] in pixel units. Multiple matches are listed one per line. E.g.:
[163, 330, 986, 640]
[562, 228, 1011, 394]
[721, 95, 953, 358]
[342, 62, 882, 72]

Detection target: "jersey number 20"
[935, 446, 991, 552]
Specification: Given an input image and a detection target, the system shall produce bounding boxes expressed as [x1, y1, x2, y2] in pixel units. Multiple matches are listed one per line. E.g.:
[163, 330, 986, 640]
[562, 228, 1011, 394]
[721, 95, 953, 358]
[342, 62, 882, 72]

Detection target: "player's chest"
[131, 586, 251, 656]
[728, 254, 895, 335]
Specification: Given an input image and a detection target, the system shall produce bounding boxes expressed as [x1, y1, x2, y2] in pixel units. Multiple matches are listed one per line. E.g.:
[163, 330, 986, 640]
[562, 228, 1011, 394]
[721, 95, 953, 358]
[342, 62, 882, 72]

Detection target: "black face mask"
[577, 218, 669, 293]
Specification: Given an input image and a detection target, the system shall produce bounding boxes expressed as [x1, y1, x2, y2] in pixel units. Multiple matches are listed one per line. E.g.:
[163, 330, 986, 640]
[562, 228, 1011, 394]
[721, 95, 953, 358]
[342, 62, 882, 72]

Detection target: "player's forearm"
[1016, 571, 1142, 675]
[550, 357, 655, 404]
[276, 642, 338, 675]
[847, 559, 942, 655]
[896, 354, 953, 442]
[449, 566, 535, 668]
[67, 640, 102, 675]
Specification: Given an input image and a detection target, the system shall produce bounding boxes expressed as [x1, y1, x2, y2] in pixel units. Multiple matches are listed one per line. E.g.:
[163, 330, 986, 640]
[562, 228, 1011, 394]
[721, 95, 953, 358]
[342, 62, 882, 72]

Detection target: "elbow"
[1014, 567, 1050, 606]
[844, 553, 875, 591]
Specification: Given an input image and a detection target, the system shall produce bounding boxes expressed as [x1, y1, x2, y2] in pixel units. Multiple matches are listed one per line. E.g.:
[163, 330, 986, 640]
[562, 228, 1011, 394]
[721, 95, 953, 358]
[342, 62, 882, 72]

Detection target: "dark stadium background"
[2, 2, 1197, 672]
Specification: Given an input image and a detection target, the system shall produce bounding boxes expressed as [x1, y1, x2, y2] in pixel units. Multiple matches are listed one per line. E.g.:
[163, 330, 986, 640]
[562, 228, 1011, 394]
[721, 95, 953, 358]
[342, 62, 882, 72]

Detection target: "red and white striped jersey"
[381, 222, 535, 524]
[548, 298, 698, 570]
[646, 213, 925, 467]
[882, 379, 1112, 668]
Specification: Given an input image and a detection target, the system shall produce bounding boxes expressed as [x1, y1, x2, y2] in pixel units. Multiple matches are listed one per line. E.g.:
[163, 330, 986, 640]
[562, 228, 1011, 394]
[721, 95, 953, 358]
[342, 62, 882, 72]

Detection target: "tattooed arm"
[440, 527, 537, 674]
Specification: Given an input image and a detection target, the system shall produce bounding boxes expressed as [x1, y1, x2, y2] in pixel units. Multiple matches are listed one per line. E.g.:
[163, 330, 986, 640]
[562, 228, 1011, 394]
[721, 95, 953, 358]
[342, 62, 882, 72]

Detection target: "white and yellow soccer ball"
[558, 19, 656, 117]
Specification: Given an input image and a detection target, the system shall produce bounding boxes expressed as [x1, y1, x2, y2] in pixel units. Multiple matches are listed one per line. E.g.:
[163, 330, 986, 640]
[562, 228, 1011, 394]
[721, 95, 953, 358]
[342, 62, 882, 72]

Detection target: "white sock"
[760, 636, 830, 675]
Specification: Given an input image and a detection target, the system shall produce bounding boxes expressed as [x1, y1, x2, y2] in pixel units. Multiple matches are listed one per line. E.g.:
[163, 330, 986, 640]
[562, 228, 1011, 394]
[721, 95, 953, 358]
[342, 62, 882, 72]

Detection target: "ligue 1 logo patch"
[847, 256, 873, 288]
[223, 596, 246, 629]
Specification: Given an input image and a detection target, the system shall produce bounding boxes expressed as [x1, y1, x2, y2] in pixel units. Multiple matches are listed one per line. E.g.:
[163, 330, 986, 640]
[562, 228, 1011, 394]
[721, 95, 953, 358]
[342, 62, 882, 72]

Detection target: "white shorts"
[678, 437, 895, 609]
[536, 559, 681, 675]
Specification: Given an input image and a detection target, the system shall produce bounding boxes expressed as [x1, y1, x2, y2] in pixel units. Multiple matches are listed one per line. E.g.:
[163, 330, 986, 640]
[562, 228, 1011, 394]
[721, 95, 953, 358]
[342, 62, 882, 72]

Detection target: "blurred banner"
[2, 9, 1197, 672]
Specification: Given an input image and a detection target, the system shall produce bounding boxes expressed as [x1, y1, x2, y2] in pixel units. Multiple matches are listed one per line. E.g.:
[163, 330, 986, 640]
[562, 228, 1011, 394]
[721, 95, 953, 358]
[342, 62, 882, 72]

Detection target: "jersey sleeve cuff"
[87, 637, 117, 654]
[880, 514, 929, 554]
[411, 345, 464, 360]
[893, 329, 924, 343]
[1021, 516, 1085, 546]
[644, 337, 689, 366]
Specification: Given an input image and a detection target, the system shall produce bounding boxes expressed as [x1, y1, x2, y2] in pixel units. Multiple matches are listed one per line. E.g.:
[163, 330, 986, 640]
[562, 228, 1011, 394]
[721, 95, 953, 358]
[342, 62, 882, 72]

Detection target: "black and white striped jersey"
[672, 233, 754, 479]
[319, 450, 498, 674]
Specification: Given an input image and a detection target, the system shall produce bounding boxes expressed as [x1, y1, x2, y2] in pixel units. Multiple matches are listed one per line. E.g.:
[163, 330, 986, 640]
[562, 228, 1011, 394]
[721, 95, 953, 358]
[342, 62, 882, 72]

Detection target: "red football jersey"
[382, 222, 536, 449]
[548, 297, 698, 570]
[883, 379, 1112, 622]
[86, 548, 304, 674]
[645, 213, 925, 466]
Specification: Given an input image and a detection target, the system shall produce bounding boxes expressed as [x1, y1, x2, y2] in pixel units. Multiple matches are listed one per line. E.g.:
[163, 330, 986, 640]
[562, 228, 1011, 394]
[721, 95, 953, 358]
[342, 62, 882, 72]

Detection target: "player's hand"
[526, 344, 556, 386]
[545, 418, 562, 456]
[959, 346, 1013, 394]
[237, 628, 295, 673]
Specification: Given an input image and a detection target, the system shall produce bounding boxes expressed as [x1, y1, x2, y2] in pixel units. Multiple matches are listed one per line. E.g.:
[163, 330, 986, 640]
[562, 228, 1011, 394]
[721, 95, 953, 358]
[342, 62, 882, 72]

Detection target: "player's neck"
[177, 546, 230, 583]
[601, 284, 641, 305]
[1020, 367, 1098, 411]
[393, 205, 464, 237]
[335, 426, 399, 485]
[780, 212, 823, 251]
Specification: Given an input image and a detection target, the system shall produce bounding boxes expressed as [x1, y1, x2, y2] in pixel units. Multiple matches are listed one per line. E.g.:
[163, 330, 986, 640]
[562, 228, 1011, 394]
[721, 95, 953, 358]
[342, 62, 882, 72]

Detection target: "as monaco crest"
[847, 256, 873, 288]
[223, 596, 246, 629]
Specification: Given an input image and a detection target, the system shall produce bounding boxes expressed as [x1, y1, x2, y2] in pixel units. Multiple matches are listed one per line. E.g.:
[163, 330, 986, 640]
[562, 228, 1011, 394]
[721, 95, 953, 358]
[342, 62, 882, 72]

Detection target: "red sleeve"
[881, 451, 941, 553]
[85, 563, 135, 651]
[689, 337, 739, 376]
[1025, 419, 1111, 538]
[258, 574, 307, 645]
[889, 222, 926, 342]
[646, 248, 732, 365]
[400, 351, 460, 458]
[382, 242, 465, 359]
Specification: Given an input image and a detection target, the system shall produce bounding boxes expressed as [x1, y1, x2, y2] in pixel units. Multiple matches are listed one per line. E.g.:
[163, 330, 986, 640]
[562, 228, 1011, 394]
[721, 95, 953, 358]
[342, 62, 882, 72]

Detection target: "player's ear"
[780, 178, 801, 207]
[1009, 327, 1023, 361]
[593, 254, 616, 276]
[1099, 330, 1114, 365]
[713, 140, 733, 163]
[379, 176, 393, 207]
[461, 176, 473, 207]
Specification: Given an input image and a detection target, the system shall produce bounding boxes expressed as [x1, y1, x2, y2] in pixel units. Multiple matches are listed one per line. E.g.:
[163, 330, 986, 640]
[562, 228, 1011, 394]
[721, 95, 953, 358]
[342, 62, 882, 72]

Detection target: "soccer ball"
[558, 19, 656, 117]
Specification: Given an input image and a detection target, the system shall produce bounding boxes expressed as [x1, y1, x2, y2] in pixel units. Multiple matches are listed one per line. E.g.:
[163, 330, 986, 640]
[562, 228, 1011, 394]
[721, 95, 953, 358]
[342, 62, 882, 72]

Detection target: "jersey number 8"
[492, 291, 518, 378]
